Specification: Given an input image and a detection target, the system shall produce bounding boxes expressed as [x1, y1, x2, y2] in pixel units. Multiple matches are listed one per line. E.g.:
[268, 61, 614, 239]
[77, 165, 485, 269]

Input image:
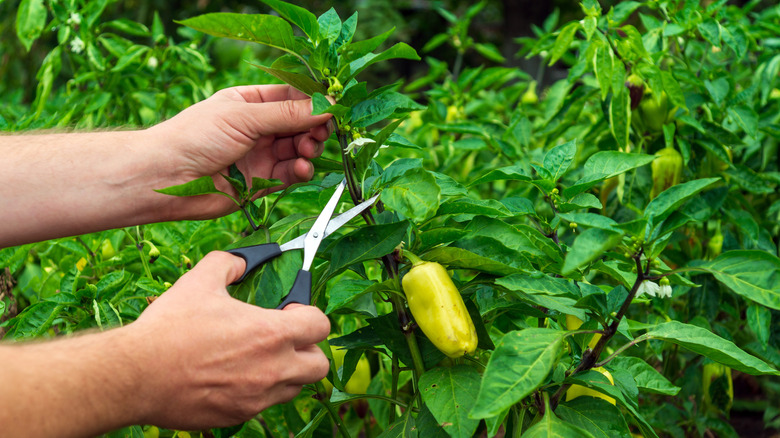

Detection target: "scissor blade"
[300, 180, 347, 270]
[280, 193, 380, 252]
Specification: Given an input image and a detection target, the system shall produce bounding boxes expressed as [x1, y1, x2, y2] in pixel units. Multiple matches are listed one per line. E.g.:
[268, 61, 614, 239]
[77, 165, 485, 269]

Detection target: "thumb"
[181, 251, 247, 292]
[248, 99, 333, 136]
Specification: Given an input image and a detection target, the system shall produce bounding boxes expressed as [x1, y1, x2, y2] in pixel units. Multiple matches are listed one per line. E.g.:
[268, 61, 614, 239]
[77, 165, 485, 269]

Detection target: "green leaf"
[496, 274, 579, 297]
[558, 213, 620, 232]
[562, 228, 624, 275]
[705, 77, 730, 105]
[556, 398, 631, 438]
[16, 0, 47, 51]
[564, 152, 655, 197]
[559, 193, 601, 212]
[470, 329, 565, 419]
[350, 92, 425, 127]
[609, 356, 680, 396]
[609, 87, 630, 149]
[311, 92, 350, 118]
[424, 246, 519, 277]
[548, 21, 579, 66]
[543, 140, 577, 182]
[643, 321, 779, 376]
[523, 405, 594, 437]
[317, 8, 342, 43]
[341, 27, 395, 63]
[419, 366, 481, 438]
[643, 178, 720, 224]
[437, 198, 511, 218]
[327, 221, 410, 277]
[344, 42, 420, 82]
[594, 43, 614, 101]
[178, 13, 296, 54]
[249, 177, 283, 197]
[727, 105, 759, 138]
[325, 279, 376, 317]
[468, 165, 531, 187]
[155, 176, 224, 197]
[378, 411, 417, 438]
[660, 70, 686, 110]
[416, 404, 450, 438]
[260, 0, 320, 42]
[256, 65, 326, 96]
[693, 251, 780, 311]
[747, 304, 771, 350]
[380, 168, 441, 223]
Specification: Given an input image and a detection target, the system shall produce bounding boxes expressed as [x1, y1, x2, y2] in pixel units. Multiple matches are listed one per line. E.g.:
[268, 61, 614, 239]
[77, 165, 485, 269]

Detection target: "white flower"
[69, 36, 85, 54]
[147, 56, 159, 69]
[657, 278, 672, 298]
[69, 13, 81, 25]
[636, 280, 660, 298]
[344, 137, 375, 154]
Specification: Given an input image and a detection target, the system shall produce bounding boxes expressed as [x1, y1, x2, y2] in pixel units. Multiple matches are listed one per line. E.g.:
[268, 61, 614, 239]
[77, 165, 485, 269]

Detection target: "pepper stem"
[404, 251, 424, 266]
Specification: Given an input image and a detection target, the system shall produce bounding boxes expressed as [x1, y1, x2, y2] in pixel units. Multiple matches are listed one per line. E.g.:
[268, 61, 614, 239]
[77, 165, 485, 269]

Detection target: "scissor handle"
[276, 270, 311, 309]
[226, 243, 282, 285]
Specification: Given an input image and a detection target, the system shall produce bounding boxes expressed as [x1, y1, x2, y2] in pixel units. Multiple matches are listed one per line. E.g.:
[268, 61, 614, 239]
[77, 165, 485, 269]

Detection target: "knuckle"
[313, 354, 330, 380]
[279, 99, 302, 124]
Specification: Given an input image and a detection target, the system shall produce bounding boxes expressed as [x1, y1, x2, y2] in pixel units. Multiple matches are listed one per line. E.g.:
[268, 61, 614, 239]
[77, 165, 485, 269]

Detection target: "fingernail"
[326, 119, 335, 135]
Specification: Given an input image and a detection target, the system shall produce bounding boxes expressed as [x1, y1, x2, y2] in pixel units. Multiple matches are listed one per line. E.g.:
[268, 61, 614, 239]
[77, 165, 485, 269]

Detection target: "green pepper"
[702, 362, 733, 414]
[638, 89, 670, 132]
[650, 147, 683, 199]
[402, 254, 477, 358]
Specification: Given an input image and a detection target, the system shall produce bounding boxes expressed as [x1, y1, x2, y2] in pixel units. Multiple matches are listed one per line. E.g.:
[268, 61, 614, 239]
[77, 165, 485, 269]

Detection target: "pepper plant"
[2, 0, 780, 437]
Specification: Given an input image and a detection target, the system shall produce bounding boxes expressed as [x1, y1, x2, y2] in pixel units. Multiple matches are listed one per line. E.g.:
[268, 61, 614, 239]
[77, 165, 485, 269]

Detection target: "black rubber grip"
[276, 270, 312, 309]
[226, 243, 283, 285]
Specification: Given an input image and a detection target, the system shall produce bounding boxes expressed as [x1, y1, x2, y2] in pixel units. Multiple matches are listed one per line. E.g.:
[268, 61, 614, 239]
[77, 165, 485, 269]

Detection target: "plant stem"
[550, 249, 646, 409]
[314, 381, 352, 438]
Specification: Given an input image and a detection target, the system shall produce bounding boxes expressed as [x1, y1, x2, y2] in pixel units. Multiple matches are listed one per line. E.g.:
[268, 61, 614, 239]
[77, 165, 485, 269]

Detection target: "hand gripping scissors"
[227, 180, 378, 309]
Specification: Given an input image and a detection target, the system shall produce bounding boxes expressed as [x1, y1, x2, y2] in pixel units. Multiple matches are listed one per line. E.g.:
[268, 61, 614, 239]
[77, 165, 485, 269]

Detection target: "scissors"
[227, 179, 379, 309]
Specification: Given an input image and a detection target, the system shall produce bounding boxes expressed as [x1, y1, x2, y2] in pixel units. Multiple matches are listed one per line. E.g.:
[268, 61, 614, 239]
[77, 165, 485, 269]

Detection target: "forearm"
[0, 328, 147, 437]
[0, 130, 177, 247]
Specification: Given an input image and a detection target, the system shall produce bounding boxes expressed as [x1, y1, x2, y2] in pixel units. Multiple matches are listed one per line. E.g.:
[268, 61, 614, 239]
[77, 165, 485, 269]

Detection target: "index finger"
[280, 304, 331, 347]
[223, 84, 310, 103]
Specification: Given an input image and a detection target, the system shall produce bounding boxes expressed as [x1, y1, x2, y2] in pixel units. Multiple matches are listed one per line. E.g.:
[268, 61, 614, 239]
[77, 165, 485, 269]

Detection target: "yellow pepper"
[566, 367, 616, 405]
[402, 255, 478, 358]
[650, 147, 683, 199]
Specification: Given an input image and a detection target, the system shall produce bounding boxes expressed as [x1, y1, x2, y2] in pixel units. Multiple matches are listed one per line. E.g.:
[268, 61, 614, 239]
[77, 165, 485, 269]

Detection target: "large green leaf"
[380, 168, 441, 223]
[419, 366, 481, 438]
[693, 250, 780, 310]
[643, 178, 720, 225]
[548, 21, 580, 66]
[563, 152, 655, 197]
[178, 13, 296, 54]
[260, 0, 320, 42]
[326, 221, 410, 277]
[556, 398, 631, 438]
[470, 329, 564, 419]
[344, 42, 420, 81]
[562, 228, 624, 275]
[256, 65, 325, 96]
[496, 274, 579, 297]
[643, 321, 779, 376]
[609, 356, 680, 396]
[424, 246, 520, 276]
[523, 401, 594, 438]
[543, 139, 577, 182]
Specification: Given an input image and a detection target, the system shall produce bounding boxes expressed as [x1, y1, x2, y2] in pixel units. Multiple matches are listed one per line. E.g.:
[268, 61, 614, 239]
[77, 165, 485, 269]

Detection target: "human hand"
[146, 85, 333, 221]
[128, 251, 330, 429]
